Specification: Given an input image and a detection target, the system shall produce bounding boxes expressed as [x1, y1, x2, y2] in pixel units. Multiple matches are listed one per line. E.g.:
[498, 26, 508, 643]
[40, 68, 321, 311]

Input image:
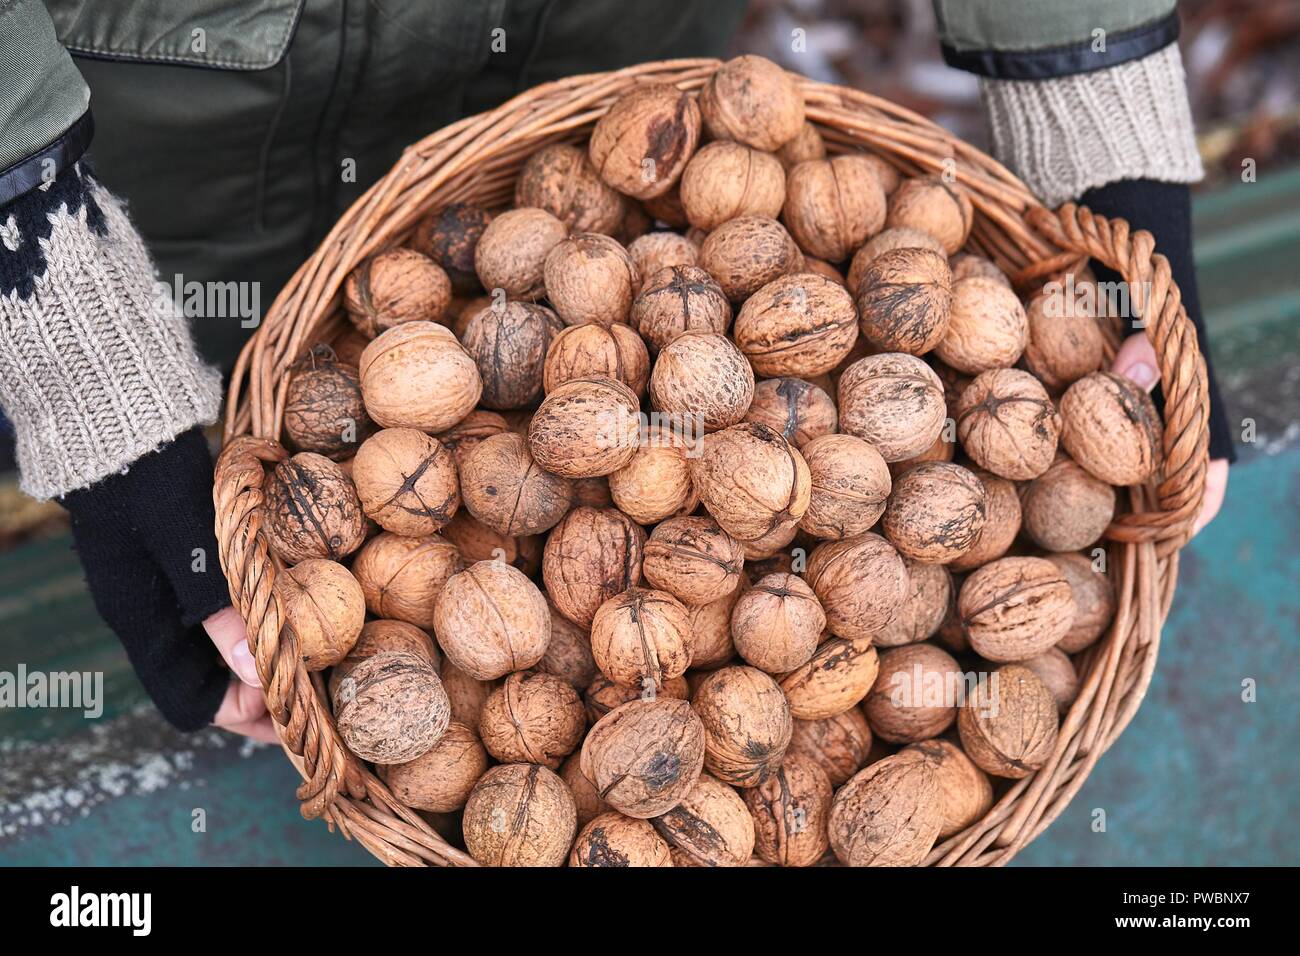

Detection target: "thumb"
[1111, 333, 1160, 392]
[203, 606, 260, 687]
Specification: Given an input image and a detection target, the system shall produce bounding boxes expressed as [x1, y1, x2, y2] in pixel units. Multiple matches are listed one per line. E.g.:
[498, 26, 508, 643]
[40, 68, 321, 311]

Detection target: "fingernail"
[1125, 362, 1158, 391]
[232, 643, 260, 687]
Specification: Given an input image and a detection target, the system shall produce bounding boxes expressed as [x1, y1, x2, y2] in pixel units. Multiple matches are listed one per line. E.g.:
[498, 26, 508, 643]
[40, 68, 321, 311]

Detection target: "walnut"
[358, 321, 481, 431]
[589, 82, 701, 200]
[860, 154, 902, 195]
[690, 665, 793, 787]
[344, 248, 451, 336]
[264, 452, 366, 563]
[884, 176, 973, 255]
[802, 256, 847, 287]
[743, 751, 833, 867]
[652, 772, 756, 866]
[535, 602, 599, 691]
[641, 186, 689, 228]
[591, 587, 693, 690]
[699, 216, 802, 302]
[775, 121, 826, 170]
[837, 353, 947, 462]
[788, 709, 873, 787]
[699, 54, 805, 151]
[783, 155, 887, 261]
[351, 532, 462, 628]
[473, 207, 568, 299]
[543, 321, 649, 398]
[955, 368, 1061, 480]
[377, 721, 486, 813]
[799, 434, 891, 540]
[351, 428, 459, 536]
[904, 738, 993, 837]
[959, 556, 1075, 662]
[1022, 647, 1079, 715]
[686, 580, 745, 669]
[434, 409, 509, 470]
[847, 227, 947, 293]
[949, 252, 1009, 286]
[439, 660, 493, 735]
[856, 248, 953, 355]
[580, 697, 706, 817]
[608, 425, 698, 525]
[1047, 551, 1115, 653]
[804, 533, 908, 640]
[690, 422, 811, 542]
[742, 520, 800, 561]
[583, 674, 690, 724]
[462, 763, 576, 867]
[949, 468, 1022, 572]
[458, 432, 574, 537]
[542, 506, 646, 629]
[514, 142, 626, 234]
[863, 644, 963, 744]
[1022, 454, 1116, 551]
[731, 572, 824, 673]
[631, 265, 732, 353]
[329, 619, 440, 705]
[479, 671, 586, 769]
[627, 232, 698, 291]
[561, 751, 611, 828]
[828, 751, 943, 866]
[543, 233, 639, 327]
[283, 350, 373, 460]
[1059, 370, 1163, 486]
[649, 330, 755, 432]
[958, 665, 1059, 778]
[779, 636, 880, 720]
[410, 203, 492, 293]
[733, 273, 859, 378]
[642, 516, 745, 607]
[679, 140, 786, 231]
[433, 560, 551, 680]
[934, 277, 1029, 375]
[528, 377, 641, 478]
[460, 300, 564, 409]
[1022, 279, 1106, 391]
[333, 650, 450, 764]
[570, 812, 674, 867]
[273, 558, 364, 671]
[441, 511, 541, 578]
[743, 377, 837, 448]
[872, 559, 950, 648]
[882, 461, 987, 564]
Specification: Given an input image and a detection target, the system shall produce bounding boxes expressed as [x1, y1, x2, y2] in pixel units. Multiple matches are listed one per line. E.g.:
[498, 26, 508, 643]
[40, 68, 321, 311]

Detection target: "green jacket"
[1, 0, 1180, 364]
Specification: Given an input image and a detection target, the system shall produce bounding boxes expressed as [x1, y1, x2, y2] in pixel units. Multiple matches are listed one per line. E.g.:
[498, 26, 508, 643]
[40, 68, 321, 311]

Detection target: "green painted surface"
[2, 171, 1299, 867]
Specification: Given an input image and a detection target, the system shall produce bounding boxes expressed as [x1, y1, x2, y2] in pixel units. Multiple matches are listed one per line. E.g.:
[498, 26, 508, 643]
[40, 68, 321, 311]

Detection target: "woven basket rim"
[214, 57, 1210, 867]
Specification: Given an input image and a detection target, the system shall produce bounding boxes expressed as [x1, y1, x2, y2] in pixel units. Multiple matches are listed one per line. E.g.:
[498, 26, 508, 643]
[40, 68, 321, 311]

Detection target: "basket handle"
[1025, 203, 1211, 552]
[212, 435, 367, 818]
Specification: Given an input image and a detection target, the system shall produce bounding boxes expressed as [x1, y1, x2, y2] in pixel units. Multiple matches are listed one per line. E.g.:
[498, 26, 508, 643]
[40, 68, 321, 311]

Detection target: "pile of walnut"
[267, 55, 1158, 867]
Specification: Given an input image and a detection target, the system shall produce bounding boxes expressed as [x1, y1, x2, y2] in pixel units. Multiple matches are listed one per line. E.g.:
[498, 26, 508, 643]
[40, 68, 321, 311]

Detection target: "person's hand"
[1111, 333, 1229, 535]
[203, 606, 278, 743]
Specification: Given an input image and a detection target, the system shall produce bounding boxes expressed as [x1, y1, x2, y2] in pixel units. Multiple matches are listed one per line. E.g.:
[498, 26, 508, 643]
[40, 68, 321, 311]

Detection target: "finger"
[1111, 333, 1160, 392]
[203, 606, 260, 687]
[213, 680, 268, 727]
[1192, 458, 1230, 536]
[216, 714, 280, 745]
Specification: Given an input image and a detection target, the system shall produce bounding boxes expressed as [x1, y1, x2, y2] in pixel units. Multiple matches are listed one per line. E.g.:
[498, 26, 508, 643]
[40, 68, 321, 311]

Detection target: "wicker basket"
[213, 59, 1210, 867]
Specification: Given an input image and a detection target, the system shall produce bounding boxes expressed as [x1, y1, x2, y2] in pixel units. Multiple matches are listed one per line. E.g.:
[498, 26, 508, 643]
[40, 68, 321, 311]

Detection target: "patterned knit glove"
[1, 162, 232, 730]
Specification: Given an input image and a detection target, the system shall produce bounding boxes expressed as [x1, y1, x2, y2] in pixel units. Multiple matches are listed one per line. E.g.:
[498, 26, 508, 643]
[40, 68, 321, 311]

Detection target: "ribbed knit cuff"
[980, 43, 1204, 208]
[0, 163, 222, 500]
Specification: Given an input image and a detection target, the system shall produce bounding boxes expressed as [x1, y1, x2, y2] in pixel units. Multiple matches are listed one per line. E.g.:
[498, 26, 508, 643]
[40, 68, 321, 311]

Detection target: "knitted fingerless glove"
[1, 162, 232, 730]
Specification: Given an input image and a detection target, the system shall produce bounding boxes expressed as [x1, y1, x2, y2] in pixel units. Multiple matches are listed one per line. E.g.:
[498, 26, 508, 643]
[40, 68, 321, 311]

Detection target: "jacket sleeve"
[932, 0, 1202, 207]
[0, 0, 221, 501]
